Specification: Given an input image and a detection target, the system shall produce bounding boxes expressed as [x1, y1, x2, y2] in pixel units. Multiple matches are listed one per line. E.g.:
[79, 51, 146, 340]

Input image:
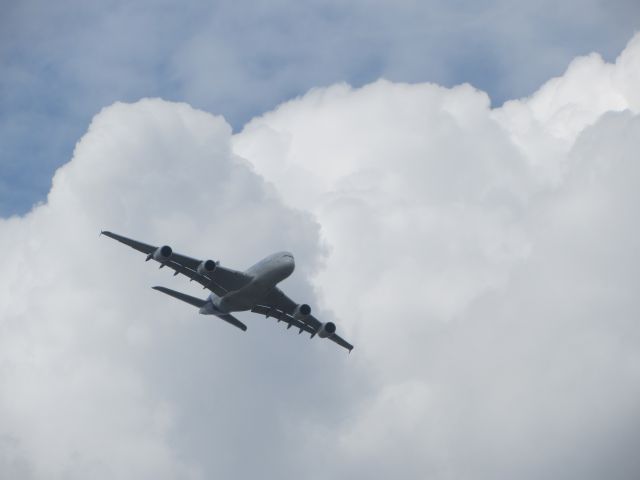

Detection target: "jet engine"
[152, 245, 173, 262]
[293, 303, 311, 320]
[316, 322, 336, 338]
[197, 259, 218, 276]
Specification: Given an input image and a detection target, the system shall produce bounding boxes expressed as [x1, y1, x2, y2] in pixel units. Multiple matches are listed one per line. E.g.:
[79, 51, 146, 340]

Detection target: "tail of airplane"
[152, 286, 207, 307]
[152, 286, 247, 331]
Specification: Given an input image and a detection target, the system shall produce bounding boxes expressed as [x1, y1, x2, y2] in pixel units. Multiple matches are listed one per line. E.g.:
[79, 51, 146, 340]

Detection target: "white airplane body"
[101, 231, 353, 352]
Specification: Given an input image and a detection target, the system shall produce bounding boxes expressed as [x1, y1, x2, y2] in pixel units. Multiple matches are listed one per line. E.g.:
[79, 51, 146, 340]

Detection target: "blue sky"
[1, 0, 638, 216]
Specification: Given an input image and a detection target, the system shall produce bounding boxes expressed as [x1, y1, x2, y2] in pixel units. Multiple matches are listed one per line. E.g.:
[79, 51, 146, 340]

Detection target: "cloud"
[2, 0, 639, 215]
[0, 99, 345, 479]
[233, 33, 640, 478]
[1, 31, 640, 480]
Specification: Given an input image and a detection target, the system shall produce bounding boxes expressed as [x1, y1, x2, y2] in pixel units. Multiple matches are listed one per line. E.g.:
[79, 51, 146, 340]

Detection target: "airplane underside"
[102, 230, 354, 352]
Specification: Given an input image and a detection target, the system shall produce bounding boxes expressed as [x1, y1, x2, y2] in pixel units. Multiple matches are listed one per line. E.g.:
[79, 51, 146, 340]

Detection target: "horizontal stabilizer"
[152, 286, 247, 332]
[215, 313, 248, 332]
[152, 286, 207, 308]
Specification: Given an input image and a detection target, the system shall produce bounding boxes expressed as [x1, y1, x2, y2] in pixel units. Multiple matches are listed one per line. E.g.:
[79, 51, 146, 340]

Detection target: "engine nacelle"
[293, 303, 311, 321]
[316, 322, 336, 338]
[152, 245, 173, 262]
[197, 259, 218, 276]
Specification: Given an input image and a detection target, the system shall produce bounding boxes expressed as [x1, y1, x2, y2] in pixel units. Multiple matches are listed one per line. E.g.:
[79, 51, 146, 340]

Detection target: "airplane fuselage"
[202, 251, 295, 314]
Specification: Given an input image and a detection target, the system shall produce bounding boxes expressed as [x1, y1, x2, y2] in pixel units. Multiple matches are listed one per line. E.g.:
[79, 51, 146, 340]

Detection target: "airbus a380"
[101, 231, 353, 352]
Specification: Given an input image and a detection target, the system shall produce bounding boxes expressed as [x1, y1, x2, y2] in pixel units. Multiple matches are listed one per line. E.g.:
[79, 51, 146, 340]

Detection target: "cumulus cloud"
[0, 99, 347, 479]
[3, 0, 639, 215]
[1, 32, 640, 480]
[233, 33, 640, 478]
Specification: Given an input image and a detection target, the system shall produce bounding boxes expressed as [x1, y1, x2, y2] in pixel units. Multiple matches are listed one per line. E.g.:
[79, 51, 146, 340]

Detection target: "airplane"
[101, 231, 353, 352]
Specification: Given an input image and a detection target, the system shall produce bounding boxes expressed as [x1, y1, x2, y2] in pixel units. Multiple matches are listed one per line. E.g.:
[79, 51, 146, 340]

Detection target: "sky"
[1, 2, 640, 479]
[1, 0, 640, 215]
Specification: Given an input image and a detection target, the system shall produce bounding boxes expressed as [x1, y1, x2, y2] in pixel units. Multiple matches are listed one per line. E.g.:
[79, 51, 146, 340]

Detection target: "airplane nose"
[282, 254, 295, 275]
[285, 256, 295, 273]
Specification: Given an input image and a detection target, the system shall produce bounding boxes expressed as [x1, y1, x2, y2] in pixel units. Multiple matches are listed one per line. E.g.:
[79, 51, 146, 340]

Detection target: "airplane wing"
[252, 288, 354, 352]
[101, 231, 252, 296]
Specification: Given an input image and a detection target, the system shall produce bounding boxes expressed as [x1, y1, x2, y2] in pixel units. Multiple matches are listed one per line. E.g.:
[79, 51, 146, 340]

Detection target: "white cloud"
[0, 99, 335, 479]
[3, 0, 639, 215]
[233, 33, 640, 478]
[1, 32, 640, 480]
